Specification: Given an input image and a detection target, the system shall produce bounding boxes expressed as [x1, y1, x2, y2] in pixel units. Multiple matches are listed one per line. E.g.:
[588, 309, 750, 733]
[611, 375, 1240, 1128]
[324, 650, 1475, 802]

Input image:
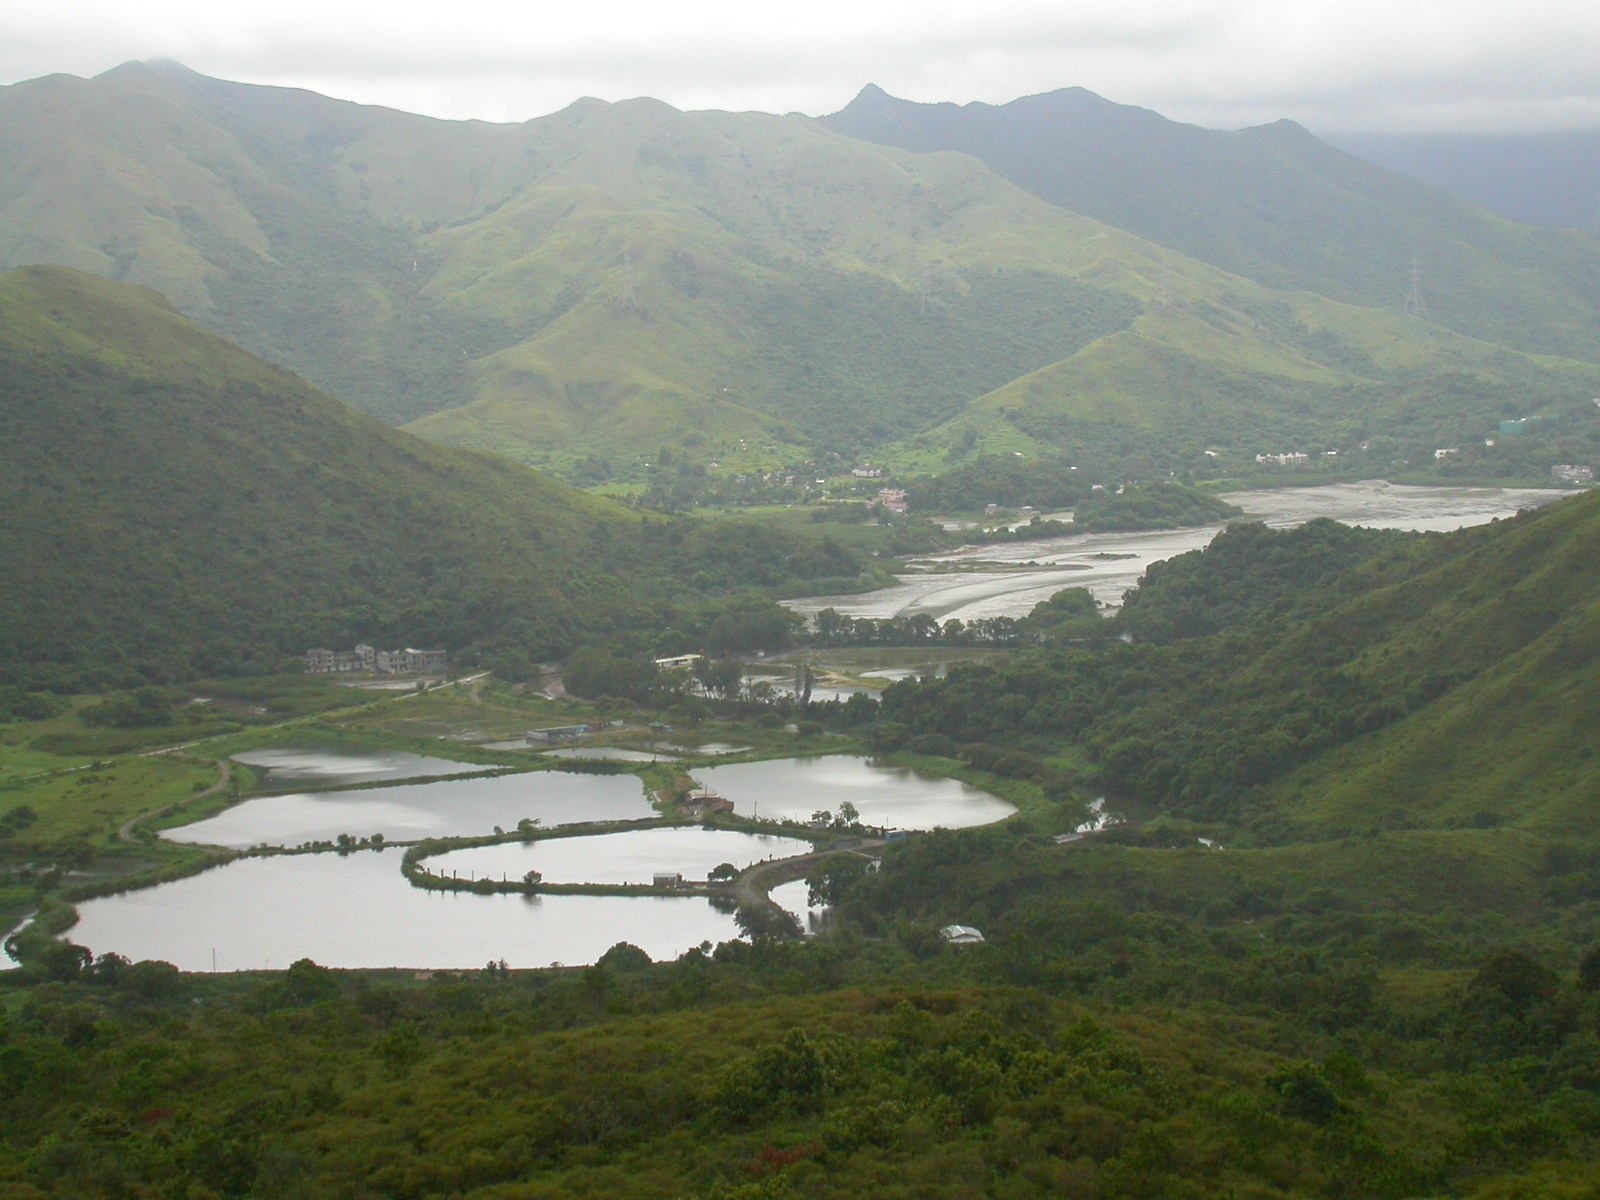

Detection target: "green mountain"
[1330, 128, 1600, 232]
[0, 266, 864, 690]
[5, 61, 1599, 477]
[822, 84, 1600, 366]
[883, 487, 1600, 838]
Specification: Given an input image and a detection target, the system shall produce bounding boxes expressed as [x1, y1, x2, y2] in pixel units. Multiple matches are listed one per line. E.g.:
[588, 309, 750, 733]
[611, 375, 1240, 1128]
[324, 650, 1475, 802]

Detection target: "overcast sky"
[4, 0, 1600, 133]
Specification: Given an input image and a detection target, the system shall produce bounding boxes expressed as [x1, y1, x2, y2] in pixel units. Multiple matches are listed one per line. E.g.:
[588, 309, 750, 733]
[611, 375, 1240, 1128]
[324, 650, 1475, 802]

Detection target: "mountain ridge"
[6, 62, 1600, 476]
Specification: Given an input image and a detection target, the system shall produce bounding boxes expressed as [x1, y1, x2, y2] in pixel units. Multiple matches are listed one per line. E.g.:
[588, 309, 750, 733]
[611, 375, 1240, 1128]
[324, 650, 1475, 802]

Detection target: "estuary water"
[166, 771, 654, 849]
[787, 480, 1570, 624]
[69, 850, 736, 971]
[692, 755, 1014, 829]
[427, 827, 813, 886]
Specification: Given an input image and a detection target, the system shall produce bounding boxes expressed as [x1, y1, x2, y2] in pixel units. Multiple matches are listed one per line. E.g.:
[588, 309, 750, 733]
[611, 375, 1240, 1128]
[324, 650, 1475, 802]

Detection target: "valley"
[7, 54, 1600, 1200]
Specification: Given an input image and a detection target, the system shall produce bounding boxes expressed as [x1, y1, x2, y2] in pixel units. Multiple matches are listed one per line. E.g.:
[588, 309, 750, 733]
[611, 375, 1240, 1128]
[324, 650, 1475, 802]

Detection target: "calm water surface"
[71, 850, 735, 971]
[429, 828, 813, 885]
[538, 747, 671, 762]
[769, 878, 830, 931]
[693, 755, 1013, 829]
[230, 748, 473, 786]
[166, 771, 654, 849]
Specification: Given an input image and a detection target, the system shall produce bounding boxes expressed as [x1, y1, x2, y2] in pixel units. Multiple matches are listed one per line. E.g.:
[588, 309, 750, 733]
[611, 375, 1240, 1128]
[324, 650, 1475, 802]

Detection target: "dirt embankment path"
[732, 840, 884, 913]
[118, 757, 232, 843]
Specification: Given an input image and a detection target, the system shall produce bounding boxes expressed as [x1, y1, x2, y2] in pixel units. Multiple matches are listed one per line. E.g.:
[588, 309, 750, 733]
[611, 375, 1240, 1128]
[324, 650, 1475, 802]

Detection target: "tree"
[807, 853, 869, 908]
[708, 862, 739, 883]
[1581, 945, 1600, 993]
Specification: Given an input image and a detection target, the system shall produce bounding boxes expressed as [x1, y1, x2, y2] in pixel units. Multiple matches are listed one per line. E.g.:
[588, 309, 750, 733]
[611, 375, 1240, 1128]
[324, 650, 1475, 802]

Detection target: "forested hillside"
[882, 491, 1600, 835]
[823, 84, 1600, 364]
[5, 61, 1600, 479]
[0, 267, 870, 690]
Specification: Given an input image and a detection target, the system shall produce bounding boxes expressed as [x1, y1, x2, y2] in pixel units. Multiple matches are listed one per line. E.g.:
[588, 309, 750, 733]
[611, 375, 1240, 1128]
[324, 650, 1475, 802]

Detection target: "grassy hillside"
[893, 287, 1600, 482]
[7, 62, 1600, 481]
[0, 266, 869, 691]
[823, 84, 1600, 365]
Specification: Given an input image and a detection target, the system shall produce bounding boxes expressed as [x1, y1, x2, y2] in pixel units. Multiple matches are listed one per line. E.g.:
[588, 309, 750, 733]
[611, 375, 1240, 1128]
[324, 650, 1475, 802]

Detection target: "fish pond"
[167, 769, 654, 849]
[425, 827, 813, 886]
[692, 755, 1013, 829]
[69, 850, 737, 972]
[230, 747, 474, 786]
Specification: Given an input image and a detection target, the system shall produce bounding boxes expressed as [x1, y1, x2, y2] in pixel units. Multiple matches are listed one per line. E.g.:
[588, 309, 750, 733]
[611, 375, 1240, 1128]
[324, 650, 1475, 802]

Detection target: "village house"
[682, 787, 735, 816]
[303, 643, 447, 674]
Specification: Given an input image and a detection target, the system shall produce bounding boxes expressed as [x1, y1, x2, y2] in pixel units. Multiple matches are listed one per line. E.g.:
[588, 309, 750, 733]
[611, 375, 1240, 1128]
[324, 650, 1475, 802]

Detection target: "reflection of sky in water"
[231, 748, 471, 785]
[166, 772, 653, 848]
[786, 481, 1571, 623]
[769, 878, 830, 932]
[538, 747, 670, 762]
[71, 849, 737, 971]
[430, 828, 812, 886]
[693, 755, 1013, 830]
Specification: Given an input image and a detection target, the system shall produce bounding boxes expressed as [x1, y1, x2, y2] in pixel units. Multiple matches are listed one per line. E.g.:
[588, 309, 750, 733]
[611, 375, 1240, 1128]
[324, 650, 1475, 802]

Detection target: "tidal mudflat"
[787, 481, 1569, 624]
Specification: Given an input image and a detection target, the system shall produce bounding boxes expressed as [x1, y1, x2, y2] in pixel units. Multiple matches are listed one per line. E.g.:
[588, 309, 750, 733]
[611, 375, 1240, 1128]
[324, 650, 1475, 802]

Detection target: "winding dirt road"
[118, 757, 231, 843]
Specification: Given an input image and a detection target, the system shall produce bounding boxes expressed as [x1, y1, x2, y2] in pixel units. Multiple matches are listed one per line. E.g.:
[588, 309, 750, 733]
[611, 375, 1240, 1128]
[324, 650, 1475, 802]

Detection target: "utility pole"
[1160, 258, 1173, 307]
[1404, 258, 1428, 318]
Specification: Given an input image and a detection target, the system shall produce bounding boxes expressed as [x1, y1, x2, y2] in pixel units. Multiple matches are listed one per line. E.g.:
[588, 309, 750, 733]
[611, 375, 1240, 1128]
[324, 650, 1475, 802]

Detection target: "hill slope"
[1330, 129, 1600, 232]
[6, 62, 1600, 475]
[882, 489, 1600, 837]
[822, 85, 1600, 366]
[0, 266, 794, 689]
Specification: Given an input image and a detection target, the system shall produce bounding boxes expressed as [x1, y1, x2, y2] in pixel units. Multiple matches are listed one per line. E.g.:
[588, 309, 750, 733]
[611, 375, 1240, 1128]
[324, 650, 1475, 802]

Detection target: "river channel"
[786, 480, 1568, 624]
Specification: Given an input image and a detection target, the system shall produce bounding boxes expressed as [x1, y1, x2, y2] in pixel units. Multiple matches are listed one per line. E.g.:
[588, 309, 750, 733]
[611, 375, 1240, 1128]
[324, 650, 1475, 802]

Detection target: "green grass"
[0, 755, 217, 847]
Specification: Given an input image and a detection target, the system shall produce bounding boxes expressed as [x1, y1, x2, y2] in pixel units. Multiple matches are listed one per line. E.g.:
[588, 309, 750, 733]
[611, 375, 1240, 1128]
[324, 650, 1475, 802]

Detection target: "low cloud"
[4, 0, 1600, 132]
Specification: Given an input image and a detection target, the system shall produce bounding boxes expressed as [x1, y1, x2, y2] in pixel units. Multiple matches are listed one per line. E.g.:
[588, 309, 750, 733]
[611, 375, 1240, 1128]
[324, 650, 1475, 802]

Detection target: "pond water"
[165, 771, 654, 849]
[428, 828, 813, 886]
[692, 755, 1014, 829]
[787, 480, 1572, 623]
[538, 747, 671, 762]
[230, 748, 474, 786]
[69, 849, 736, 971]
[769, 878, 830, 932]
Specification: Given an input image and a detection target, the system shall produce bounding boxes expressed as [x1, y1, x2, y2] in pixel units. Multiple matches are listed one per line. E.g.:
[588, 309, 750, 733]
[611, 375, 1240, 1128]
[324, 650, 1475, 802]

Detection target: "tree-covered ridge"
[0, 268, 872, 691]
[881, 492, 1600, 830]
